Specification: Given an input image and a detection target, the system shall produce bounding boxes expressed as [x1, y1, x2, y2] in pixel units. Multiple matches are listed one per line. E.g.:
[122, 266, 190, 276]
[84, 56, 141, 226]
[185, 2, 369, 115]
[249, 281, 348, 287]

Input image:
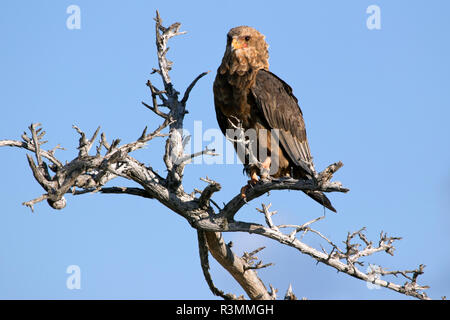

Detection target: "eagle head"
[219, 26, 269, 76]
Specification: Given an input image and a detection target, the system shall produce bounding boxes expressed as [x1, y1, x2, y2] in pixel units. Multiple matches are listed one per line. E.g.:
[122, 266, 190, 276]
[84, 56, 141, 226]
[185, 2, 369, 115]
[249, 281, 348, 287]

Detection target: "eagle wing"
[251, 69, 314, 176]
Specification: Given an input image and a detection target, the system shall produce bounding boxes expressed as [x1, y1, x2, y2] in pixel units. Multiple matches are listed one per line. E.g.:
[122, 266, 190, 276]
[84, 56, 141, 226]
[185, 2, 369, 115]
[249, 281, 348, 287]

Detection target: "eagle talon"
[240, 185, 248, 199]
[240, 176, 259, 199]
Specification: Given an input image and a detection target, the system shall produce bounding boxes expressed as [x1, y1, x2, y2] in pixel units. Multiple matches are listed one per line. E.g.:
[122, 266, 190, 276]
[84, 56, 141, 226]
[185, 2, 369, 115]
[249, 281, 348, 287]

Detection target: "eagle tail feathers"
[303, 190, 337, 213]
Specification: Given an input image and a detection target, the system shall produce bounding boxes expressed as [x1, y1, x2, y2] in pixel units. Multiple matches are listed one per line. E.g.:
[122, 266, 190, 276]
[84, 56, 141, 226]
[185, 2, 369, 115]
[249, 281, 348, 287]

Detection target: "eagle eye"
[244, 36, 251, 41]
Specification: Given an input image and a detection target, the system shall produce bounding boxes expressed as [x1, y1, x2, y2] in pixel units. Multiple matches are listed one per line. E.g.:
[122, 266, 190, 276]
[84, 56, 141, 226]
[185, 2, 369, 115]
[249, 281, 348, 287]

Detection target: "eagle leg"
[260, 157, 271, 180]
[240, 169, 259, 199]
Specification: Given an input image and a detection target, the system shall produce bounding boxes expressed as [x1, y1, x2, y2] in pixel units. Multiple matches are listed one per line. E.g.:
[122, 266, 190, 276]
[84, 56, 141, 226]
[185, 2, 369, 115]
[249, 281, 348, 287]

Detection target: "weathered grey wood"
[203, 231, 273, 300]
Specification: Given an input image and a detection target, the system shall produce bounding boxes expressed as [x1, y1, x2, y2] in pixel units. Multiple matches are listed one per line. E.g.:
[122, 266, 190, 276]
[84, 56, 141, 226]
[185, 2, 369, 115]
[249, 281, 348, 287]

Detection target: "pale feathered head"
[219, 26, 269, 76]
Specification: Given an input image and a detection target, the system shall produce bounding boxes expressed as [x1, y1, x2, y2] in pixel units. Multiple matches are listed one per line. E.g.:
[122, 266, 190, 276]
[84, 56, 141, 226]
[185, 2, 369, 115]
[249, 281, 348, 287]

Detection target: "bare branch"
[179, 146, 219, 165]
[203, 231, 273, 300]
[29, 123, 44, 165]
[220, 165, 348, 221]
[268, 284, 278, 299]
[142, 79, 170, 119]
[22, 194, 49, 213]
[284, 284, 298, 300]
[197, 231, 242, 300]
[256, 203, 279, 231]
[242, 246, 274, 271]
[213, 216, 429, 300]
[198, 177, 222, 210]
[154, 10, 186, 92]
[181, 71, 210, 105]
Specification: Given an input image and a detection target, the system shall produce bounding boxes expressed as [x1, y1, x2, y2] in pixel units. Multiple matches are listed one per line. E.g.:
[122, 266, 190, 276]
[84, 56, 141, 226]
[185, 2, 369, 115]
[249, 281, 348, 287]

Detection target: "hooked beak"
[231, 38, 247, 50]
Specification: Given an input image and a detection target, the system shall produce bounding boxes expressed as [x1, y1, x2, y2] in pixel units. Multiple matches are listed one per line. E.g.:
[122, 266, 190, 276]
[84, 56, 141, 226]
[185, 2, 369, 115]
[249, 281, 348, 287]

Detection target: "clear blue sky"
[1, 0, 449, 299]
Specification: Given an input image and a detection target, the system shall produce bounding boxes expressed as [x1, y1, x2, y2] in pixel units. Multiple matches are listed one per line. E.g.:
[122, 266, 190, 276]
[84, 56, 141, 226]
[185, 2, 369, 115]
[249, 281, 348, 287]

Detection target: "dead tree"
[0, 11, 429, 300]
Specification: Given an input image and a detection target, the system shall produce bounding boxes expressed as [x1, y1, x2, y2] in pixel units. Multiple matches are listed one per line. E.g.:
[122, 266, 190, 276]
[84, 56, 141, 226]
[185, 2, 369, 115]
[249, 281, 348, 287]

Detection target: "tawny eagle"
[213, 26, 335, 212]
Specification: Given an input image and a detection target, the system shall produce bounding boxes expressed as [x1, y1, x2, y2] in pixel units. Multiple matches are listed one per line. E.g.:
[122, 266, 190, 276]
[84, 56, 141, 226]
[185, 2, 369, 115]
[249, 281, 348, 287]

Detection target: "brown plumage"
[213, 26, 336, 212]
